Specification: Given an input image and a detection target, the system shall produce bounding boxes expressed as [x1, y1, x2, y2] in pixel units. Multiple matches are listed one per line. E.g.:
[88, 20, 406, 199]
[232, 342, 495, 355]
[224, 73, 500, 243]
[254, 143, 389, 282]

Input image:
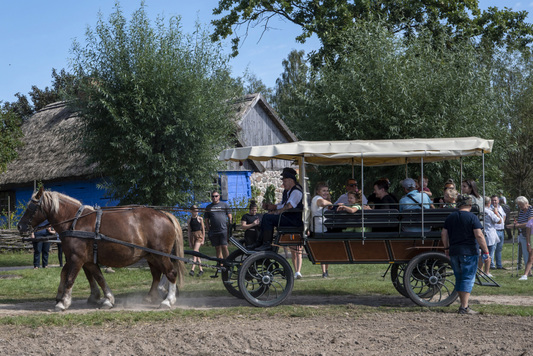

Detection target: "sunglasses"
[348, 183, 358, 187]
[212, 195, 219, 198]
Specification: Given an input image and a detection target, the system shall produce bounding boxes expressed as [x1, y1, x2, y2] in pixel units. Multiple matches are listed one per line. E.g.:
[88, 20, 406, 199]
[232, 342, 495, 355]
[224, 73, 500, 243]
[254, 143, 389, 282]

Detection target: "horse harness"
[58, 205, 190, 264]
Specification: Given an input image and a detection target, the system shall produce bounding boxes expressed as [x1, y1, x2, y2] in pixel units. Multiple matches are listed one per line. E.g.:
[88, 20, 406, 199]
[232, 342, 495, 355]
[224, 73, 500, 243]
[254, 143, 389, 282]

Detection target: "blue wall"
[224, 171, 252, 205]
[12, 171, 252, 214]
[14, 178, 119, 209]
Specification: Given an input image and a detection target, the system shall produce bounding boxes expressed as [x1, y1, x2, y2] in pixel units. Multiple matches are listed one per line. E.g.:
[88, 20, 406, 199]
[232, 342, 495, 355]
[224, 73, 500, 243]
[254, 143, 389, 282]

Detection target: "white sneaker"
[486, 273, 493, 278]
[294, 272, 302, 279]
[519, 275, 528, 281]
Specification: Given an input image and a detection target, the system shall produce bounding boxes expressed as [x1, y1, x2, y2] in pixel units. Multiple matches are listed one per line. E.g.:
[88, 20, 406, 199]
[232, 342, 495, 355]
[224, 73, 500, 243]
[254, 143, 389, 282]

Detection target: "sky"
[0, 1, 531, 104]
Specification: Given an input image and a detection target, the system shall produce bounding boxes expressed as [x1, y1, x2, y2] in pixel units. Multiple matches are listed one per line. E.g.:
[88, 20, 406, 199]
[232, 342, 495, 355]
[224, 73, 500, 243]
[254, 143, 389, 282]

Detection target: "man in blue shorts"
[204, 190, 232, 259]
[441, 194, 489, 315]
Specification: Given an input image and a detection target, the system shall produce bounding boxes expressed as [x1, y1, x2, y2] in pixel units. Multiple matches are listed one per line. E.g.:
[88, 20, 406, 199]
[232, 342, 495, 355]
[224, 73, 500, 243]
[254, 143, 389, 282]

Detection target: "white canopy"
[219, 137, 493, 166]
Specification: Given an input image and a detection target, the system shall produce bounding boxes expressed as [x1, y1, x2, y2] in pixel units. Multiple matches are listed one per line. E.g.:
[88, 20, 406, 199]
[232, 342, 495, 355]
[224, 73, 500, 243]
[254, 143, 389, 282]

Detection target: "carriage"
[216, 137, 499, 308]
[18, 137, 499, 311]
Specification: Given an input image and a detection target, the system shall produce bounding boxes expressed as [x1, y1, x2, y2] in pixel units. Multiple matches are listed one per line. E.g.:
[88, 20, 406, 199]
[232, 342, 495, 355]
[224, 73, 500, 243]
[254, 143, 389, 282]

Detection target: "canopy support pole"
[299, 156, 309, 234]
[361, 153, 365, 244]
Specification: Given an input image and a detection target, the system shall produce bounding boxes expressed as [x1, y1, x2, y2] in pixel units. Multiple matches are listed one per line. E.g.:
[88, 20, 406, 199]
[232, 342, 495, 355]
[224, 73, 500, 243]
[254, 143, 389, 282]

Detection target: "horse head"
[17, 186, 47, 235]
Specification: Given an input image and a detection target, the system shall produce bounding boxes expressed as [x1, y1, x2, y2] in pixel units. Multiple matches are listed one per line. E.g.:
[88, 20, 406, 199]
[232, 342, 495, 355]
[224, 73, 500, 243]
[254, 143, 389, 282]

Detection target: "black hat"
[281, 167, 297, 176]
[281, 169, 297, 183]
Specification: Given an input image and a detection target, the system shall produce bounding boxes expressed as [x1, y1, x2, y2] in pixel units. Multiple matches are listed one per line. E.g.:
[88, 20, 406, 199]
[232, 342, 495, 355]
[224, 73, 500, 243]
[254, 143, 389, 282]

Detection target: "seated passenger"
[417, 176, 433, 197]
[434, 179, 456, 205]
[399, 178, 433, 211]
[441, 188, 458, 208]
[310, 182, 333, 234]
[255, 170, 303, 251]
[461, 179, 483, 212]
[337, 191, 371, 232]
[399, 178, 433, 232]
[240, 201, 261, 248]
[372, 179, 398, 210]
[335, 178, 368, 205]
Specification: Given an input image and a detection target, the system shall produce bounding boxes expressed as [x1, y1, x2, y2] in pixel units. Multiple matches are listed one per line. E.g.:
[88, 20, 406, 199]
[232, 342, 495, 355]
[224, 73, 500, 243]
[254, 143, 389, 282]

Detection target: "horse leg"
[85, 263, 115, 309]
[55, 259, 83, 312]
[82, 265, 101, 305]
[55, 266, 67, 303]
[159, 259, 178, 309]
[145, 262, 163, 304]
[158, 274, 169, 299]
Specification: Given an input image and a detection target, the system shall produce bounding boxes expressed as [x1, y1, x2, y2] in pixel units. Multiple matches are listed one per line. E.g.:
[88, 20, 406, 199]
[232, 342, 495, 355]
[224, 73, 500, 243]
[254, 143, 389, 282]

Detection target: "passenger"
[461, 179, 483, 212]
[335, 178, 368, 205]
[441, 188, 458, 208]
[337, 191, 371, 233]
[399, 178, 433, 211]
[256, 170, 303, 253]
[311, 182, 333, 234]
[310, 182, 333, 278]
[399, 178, 433, 232]
[417, 176, 433, 197]
[371, 179, 398, 210]
[434, 179, 456, 205]
[240, 201, 261, 248]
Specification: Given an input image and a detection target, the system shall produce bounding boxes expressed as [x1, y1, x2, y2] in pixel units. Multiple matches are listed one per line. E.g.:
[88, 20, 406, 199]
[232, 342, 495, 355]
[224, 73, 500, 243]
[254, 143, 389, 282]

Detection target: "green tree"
[280, 22, 507, 195]
[271, 49, 309, 136]
[0, 105, 23, 173]
[211, 0, 533, 56]
[239, 70, 274, 100]
[67, 4, 240, 205]
[497, 55, 533, 198]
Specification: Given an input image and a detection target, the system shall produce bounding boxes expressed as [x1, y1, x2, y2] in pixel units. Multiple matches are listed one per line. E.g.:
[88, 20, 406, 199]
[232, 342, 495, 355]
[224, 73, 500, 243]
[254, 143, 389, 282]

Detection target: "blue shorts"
[450, 254, 478, 293]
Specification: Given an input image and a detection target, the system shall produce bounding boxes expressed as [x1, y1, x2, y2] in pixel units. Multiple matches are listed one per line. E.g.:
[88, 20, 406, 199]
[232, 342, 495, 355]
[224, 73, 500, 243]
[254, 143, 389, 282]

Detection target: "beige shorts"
[190, 230, 204, 245]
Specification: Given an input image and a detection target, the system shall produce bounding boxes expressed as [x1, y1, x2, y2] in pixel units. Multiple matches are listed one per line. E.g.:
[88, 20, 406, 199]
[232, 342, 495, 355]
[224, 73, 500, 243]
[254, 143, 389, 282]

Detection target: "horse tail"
[162, 211, 185, 289]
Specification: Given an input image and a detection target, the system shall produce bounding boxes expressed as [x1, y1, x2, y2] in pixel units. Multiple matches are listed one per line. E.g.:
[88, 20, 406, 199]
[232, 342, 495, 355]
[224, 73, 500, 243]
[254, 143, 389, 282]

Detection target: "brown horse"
[17, 187, 185, 311]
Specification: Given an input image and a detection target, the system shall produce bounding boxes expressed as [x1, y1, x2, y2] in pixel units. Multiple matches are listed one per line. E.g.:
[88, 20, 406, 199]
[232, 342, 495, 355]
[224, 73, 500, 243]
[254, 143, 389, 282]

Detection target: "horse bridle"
[24, 195, 45, 230]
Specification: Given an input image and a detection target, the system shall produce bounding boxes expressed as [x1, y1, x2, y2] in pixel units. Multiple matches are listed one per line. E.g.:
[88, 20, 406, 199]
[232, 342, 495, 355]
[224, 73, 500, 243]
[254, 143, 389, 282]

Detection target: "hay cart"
[214, 137, 500, 308]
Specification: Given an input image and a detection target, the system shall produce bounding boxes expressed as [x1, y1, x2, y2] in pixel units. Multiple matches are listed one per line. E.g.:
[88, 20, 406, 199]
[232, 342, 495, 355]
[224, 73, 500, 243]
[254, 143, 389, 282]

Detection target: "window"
[0, 191, 15, 213]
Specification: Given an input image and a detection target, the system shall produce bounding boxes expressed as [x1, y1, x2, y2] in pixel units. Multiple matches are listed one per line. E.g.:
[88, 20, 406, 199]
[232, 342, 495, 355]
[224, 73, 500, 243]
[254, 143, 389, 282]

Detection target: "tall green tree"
[212, 0, 533, 56]
[277, 22, 507, 195]
[0, 105, 23, 173]
[271, 49, 309, 135]
[67, 4, 240, 205]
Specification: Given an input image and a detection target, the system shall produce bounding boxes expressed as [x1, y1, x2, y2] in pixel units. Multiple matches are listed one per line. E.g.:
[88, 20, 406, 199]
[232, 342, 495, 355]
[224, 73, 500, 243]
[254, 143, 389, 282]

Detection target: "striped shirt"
[517, 206, 533, 235]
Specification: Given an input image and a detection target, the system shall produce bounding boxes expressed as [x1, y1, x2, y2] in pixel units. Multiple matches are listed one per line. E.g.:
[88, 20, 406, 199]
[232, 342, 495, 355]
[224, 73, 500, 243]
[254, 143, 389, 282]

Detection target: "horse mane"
[36, 190, 93, 214]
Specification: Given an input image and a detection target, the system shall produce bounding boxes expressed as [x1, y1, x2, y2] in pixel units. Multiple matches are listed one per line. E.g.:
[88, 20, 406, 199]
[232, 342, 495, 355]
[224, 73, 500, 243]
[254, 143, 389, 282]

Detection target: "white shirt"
[484, 209, 501, 246]
[276, 188, 303, 210]
[491, 205, 506, 231]
[311, 195, 328, 233]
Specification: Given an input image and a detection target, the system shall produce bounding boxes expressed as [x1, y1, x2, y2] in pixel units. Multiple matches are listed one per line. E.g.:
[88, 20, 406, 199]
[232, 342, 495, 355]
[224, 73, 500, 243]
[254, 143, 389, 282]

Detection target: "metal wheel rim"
[238, 251, 294, 307]
[404, 252, 458, 307]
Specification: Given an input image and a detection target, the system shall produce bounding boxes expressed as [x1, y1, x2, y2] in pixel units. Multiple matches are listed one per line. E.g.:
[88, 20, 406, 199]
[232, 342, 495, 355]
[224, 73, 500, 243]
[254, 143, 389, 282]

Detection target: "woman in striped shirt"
[509, 196, 533, 274]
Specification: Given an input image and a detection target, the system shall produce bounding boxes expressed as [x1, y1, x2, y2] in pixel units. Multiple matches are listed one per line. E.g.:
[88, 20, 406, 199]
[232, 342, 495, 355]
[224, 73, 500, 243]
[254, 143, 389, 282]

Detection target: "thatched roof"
[0, 94, 297, 187]
[0, 102, 97, 188]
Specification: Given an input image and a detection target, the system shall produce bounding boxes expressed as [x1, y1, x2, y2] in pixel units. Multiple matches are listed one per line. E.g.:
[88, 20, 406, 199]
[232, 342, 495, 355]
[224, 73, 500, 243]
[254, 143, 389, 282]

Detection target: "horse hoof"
[55, 302, 66, 312]
[160, 300, 171, 309]
[100, 300, 113, 309]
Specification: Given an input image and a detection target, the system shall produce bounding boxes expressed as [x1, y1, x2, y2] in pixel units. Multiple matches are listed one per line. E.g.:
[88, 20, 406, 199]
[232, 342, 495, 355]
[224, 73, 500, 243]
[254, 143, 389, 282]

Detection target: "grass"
[1, 242, 532, 325]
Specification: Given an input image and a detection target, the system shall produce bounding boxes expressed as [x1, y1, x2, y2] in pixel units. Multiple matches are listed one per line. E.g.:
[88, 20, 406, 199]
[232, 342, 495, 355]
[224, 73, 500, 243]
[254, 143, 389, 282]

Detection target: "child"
[337, 191, 371, 232]
[187, 205, 205, 277]
[417, 176, 433, 197]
